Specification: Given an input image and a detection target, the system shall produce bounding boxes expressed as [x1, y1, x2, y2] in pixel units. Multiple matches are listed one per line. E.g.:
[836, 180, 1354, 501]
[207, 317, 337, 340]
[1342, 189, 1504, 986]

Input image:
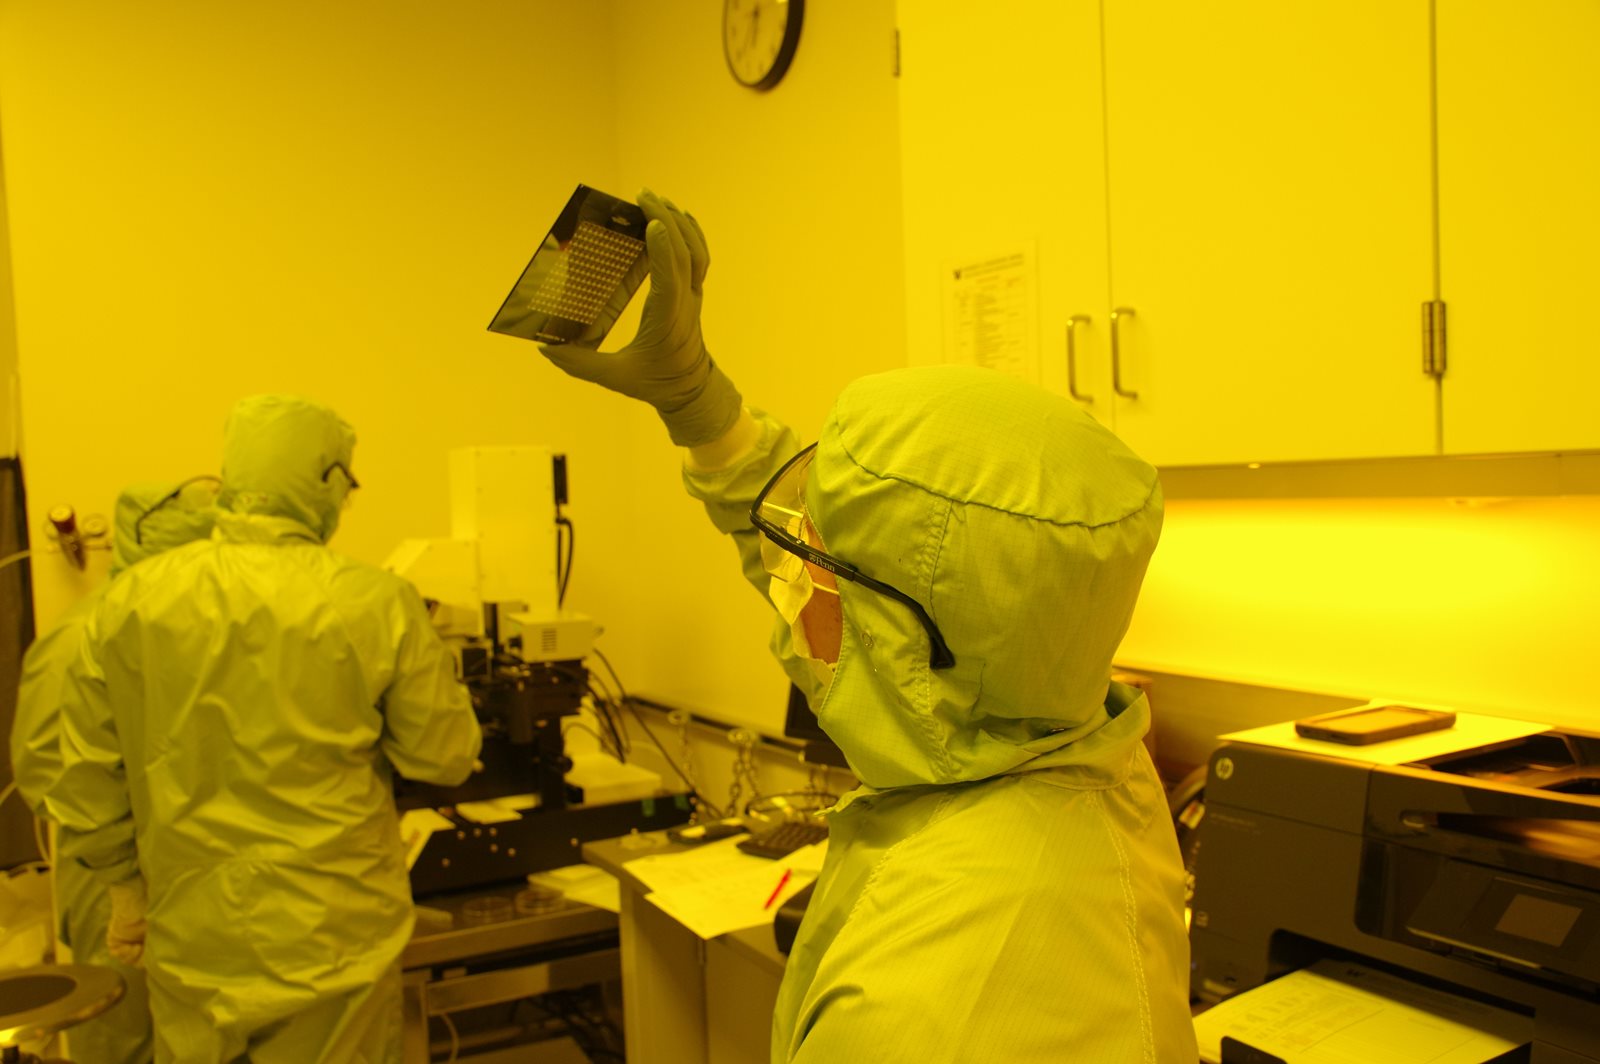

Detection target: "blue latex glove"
[540, 190, 743, 447]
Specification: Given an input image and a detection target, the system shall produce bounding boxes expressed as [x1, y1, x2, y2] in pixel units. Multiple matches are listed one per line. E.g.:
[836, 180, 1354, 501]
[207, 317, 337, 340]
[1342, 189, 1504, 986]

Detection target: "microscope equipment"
[385, 447, 689, 895]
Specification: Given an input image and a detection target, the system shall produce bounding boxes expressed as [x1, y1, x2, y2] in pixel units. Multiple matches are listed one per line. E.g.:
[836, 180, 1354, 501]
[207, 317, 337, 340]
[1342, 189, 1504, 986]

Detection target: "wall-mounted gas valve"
[44, 505, 110, 570]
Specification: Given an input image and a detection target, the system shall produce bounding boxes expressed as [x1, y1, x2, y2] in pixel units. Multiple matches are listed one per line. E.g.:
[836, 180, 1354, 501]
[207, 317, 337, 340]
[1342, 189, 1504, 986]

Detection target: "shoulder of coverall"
[10, 593, 102, 816]
[215, 394, 356, 544]
[110, 480, 218, 577]
[87, 511, 450, 730]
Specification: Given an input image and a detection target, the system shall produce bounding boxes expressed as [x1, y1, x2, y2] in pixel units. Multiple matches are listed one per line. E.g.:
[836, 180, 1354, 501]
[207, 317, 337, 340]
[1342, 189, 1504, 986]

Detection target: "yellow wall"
[602, 1, 906, 725]
[1, 0, 625, 607]
[1123, 494, 1600, 732]
[0, 0, 903, 735]
[2, 2, 1593, 740]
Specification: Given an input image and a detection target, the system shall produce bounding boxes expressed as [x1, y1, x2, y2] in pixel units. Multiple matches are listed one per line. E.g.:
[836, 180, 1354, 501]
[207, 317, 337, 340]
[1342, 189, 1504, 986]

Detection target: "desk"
[584, 834, 787, 1064]
[401, 885, 621, 1063]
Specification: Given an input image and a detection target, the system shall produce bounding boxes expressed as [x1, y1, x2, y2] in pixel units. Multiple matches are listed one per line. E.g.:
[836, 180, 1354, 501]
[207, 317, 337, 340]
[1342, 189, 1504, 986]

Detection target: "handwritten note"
[1193, 960, 1531, 1064]
[626, 837, 827, 939]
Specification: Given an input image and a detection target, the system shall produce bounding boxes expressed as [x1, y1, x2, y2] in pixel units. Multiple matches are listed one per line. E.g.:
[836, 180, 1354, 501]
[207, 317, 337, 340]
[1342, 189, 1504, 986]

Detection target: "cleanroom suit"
[51, 395, 482, 1063]
[536, 190, 1195, 1060]
[684, 367, 1199, 1063]
[11, 481, 217, 1064]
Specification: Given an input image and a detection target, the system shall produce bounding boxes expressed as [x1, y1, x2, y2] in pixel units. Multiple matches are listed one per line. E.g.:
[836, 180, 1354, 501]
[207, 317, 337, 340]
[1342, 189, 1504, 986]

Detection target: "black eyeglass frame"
[133, 475, 222, 546]
[322, 461, 360, 491]
[749, 444, 956, 670]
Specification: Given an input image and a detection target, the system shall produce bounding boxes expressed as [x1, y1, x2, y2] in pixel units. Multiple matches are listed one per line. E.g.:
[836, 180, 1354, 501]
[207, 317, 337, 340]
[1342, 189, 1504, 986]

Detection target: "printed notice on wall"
[942, 248, 1038, 384]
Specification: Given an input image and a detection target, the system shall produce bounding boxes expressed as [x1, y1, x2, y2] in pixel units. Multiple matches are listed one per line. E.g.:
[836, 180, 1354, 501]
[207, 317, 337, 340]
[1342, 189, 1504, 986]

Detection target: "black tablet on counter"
[1294, 704, 1456, 745]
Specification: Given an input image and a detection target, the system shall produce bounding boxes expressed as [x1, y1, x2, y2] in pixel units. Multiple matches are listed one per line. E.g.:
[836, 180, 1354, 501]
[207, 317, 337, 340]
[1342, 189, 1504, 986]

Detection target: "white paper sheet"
[1193, 960, 1532, 1064]
[1220, 706, 1548, 766]
[455, 799, 525, 824]
[399, 807, 456, 870]
[941, 247, 1039, 384]
[529, 864, 623, 914]
[626, 837, 827, 939]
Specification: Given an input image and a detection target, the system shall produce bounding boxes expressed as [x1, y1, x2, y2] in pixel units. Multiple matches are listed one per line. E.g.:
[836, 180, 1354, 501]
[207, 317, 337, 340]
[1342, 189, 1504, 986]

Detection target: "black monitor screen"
[785, 684, 850, 769]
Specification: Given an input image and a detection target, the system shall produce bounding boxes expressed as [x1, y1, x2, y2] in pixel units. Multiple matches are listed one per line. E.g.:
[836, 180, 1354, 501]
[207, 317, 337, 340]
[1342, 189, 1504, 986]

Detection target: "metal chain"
[726, 728, 761, 818]
[667, 710, 701, 814]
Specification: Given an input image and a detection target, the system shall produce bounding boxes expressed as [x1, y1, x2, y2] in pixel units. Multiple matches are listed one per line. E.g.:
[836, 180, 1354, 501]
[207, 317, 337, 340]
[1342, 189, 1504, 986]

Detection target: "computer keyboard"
[737, 819, 829, 860]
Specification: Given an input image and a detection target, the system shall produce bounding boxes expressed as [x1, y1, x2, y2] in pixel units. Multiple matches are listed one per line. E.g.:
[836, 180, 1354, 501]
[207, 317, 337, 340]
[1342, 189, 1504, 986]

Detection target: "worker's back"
[52, 394, 480, 1062]
[69, 510, 480, 1047]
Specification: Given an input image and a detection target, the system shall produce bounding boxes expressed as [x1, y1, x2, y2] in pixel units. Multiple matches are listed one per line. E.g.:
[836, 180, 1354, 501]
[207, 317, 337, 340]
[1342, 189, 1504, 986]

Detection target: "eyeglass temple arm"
[133, 475, 221, 544]
[751, 513, 957, 671]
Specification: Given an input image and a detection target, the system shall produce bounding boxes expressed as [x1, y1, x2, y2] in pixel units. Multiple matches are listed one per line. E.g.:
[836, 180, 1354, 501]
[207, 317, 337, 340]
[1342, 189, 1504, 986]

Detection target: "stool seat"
[0, 964, 125, 1049]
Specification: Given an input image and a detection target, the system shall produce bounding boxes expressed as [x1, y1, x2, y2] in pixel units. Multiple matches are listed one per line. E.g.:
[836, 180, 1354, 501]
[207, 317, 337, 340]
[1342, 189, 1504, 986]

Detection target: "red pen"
[763, 868, 793, 910]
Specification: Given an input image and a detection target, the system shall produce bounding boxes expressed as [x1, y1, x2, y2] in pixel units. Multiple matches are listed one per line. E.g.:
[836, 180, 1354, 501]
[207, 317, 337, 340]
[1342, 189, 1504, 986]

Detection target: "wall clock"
[723, 0, 804, 91]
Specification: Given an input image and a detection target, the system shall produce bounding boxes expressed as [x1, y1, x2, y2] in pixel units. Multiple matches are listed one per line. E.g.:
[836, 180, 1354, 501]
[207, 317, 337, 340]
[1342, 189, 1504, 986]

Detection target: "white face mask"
[769, 570, 836, 690]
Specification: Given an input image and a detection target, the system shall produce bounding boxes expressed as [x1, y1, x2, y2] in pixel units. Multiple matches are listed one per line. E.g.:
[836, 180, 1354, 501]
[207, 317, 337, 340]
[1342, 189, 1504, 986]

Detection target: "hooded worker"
[12, 478, 218, 1064]
[540, 191, 1198, 1061]
[51, 395, 482, 1063]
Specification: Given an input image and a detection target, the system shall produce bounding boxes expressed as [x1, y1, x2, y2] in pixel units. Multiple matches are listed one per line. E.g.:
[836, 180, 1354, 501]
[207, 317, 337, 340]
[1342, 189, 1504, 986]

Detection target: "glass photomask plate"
[489, 185, 648, 345]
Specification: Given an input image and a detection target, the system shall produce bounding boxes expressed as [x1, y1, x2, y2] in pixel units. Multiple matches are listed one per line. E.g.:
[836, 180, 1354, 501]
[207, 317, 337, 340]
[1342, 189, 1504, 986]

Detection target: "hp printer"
[1192, 727, 1600, 1063]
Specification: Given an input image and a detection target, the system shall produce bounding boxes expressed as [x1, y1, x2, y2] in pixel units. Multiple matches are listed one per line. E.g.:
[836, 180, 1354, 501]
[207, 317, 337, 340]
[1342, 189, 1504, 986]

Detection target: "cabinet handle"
[1111, 306, 1139, 399]
[1066, 315, 1093, 402]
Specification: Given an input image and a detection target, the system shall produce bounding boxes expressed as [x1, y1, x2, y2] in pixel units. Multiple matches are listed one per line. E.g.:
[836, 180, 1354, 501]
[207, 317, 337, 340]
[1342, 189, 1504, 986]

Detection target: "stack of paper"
[529, 864, 622, 914]
[625, 837, 828, 939]
[1193, 960, 1532, 1064]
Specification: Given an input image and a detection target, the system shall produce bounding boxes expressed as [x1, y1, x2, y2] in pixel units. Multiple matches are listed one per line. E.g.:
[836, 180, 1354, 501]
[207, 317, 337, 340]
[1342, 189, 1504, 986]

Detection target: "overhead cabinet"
[1434, 0, 1600, 456]
[897, 0, 1596, 466]
[1097, 0, 1436, 465]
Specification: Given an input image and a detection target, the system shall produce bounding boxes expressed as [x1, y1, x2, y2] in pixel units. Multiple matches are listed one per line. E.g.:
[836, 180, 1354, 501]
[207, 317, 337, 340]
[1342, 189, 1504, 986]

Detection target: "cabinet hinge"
[1421, 299, 1448, 378]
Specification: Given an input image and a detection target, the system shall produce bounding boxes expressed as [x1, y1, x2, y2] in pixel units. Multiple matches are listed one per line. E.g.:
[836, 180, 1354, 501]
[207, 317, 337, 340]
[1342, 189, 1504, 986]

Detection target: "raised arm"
[539, 189, 743, 449]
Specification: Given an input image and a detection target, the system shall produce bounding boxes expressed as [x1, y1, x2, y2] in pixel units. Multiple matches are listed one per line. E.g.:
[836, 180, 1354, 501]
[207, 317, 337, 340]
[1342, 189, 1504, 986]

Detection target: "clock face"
[723, 0, 804, 90]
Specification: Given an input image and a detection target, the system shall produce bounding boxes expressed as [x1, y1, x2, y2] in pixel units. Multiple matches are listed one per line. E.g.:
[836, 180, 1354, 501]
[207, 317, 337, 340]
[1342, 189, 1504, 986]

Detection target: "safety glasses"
[750, 444, 955, 670]
[133, 475, 221, 545]
[322, 461, 360, 491]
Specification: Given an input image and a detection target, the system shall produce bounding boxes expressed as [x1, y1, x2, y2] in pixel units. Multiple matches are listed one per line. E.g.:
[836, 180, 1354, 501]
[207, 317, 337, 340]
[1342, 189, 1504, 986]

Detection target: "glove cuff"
[660, 358, 744, 448]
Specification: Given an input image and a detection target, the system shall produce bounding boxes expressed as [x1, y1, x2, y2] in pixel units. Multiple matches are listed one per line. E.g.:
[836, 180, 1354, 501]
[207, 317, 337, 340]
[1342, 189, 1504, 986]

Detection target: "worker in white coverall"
[51, 394, 483, 1063]
[540, 189, 1199, 1062]
[12, 477, 218, 1063]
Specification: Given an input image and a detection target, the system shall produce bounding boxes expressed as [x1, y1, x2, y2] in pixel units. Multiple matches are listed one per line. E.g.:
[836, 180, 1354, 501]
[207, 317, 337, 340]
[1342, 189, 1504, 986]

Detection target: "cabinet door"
[896, 0, 1113, 424]
[1101, 1, 1438, 465]
[1437, 0, 1600, 455]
